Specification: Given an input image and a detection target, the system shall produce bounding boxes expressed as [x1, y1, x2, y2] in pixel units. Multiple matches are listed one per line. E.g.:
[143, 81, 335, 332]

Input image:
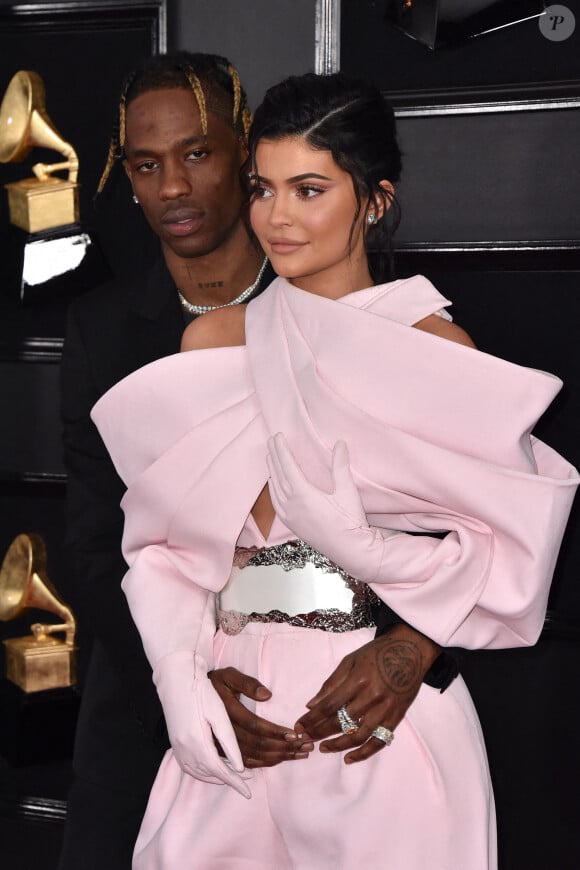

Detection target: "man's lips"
[161, 208, 204, 236]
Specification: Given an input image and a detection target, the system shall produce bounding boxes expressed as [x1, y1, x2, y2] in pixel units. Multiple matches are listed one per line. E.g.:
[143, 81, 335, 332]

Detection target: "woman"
[92, 73, 578, 869]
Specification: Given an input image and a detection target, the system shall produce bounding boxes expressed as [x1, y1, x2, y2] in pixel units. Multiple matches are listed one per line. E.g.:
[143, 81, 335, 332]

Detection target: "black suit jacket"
[61, 257, 183, 792]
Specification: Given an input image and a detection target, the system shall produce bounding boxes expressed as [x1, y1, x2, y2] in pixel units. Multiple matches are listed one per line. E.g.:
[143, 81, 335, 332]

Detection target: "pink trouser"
[134, 623, 496, 869]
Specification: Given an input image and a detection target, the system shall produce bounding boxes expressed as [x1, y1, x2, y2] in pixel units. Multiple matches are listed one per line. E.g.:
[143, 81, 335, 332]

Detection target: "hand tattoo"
[375, 639, 423, 695]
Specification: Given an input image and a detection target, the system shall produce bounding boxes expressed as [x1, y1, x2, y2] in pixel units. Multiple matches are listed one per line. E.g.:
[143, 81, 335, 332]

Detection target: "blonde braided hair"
[97, 53, 252, 195]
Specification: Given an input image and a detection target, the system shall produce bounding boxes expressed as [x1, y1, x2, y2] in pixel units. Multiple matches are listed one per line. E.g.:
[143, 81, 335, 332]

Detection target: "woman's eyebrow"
[251, 172, 332, 184]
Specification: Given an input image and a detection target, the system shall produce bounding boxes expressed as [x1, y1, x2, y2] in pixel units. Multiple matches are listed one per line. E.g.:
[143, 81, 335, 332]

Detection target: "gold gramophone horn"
[0, 533, 76, 642]
[0, 70, 78, 182]
[1, 534, 76, 692]
[0, 71, 80, 232]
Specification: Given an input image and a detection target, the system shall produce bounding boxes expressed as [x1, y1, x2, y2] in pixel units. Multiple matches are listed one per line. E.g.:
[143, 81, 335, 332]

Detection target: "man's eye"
[136, 161, 158, 173]
[186, 150, 208, 161]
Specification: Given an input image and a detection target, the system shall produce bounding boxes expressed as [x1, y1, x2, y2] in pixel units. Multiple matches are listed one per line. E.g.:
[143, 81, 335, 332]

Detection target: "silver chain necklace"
[177, 257, 269, 316]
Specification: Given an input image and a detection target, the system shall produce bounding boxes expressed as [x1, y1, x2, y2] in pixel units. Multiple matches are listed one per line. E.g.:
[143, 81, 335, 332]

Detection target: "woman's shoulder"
[181, 304, 247, 351]
[413, 313, 476, 348]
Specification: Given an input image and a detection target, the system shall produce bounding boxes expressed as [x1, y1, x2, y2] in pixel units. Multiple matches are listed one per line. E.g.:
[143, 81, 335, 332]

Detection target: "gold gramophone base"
[3, 635, 76, 693]
[4, 177, 79, 233]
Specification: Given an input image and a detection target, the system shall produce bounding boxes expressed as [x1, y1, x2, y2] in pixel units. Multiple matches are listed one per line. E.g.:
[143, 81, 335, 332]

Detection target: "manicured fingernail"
[301, 742, 314, 752]
[319, 744, 330, 753]
[285, 732, 298, 741]
[295, 752, 310, 759]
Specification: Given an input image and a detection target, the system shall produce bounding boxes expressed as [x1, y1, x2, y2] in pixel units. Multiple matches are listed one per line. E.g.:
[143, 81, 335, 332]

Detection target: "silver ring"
[337, 705, 359, 735]
[372, 725, 394, 746]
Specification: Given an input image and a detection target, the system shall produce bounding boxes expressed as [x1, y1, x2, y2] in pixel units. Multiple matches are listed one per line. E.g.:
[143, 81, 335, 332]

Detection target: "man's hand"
[209, 667, 314, 768]
[294, 625, 440, 764]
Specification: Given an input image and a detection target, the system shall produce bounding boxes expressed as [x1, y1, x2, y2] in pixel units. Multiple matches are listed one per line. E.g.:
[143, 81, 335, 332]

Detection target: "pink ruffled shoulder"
[341, 273, 452, 324]
[91, 345, 253, 487]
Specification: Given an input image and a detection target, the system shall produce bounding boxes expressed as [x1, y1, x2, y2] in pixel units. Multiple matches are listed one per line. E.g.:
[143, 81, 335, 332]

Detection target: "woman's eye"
[250, 185, 272, 200]
[296, 185, 324, 199]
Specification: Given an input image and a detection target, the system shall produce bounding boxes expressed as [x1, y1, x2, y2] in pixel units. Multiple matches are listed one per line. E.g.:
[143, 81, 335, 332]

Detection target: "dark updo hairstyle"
[248, 72, 402, 284]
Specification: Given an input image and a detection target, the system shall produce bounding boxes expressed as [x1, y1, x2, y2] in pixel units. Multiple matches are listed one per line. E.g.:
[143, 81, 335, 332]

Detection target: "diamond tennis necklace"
[177, 257, 269, 315]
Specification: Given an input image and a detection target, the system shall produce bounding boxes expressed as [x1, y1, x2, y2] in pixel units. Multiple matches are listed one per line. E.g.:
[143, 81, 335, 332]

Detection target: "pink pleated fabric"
[91, 274, 579, 868]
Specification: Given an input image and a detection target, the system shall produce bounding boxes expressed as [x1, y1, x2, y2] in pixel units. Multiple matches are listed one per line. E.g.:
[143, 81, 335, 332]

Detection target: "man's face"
[123, 87, 246, 260]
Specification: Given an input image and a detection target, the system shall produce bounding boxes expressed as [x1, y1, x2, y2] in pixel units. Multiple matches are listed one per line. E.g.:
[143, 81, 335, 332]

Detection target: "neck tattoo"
[178, 257, 269, 316]
[198, 280, 224, 289]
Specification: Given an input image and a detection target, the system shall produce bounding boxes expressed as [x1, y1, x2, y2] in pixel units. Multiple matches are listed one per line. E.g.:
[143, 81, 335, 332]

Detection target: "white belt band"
[219, 562, 355, 616]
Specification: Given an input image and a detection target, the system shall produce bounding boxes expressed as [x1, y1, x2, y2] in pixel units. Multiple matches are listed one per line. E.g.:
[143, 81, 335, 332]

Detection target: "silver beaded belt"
[217, 539, 379, 635]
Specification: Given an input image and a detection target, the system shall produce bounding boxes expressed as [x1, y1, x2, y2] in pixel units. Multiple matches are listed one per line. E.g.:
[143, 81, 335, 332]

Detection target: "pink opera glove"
[152, 649, 250, 798]
[267, 433, 450, 590]
[122, 546, 250, 798]
[267, 433, 390, 582]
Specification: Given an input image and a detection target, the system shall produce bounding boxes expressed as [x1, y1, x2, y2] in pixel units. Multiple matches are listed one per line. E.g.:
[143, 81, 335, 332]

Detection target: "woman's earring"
[367, 213, 377, 225]
[132, 194, 140, 205]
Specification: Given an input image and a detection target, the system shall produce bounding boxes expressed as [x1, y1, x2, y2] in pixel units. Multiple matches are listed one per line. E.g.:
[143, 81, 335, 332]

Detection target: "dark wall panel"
[0, 362, 63, 477]
[170, 0, 316, 108]
[396, 108, 580, 243]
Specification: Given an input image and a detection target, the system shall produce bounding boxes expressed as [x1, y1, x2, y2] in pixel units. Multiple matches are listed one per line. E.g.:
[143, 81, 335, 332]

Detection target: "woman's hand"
[267, 433, 384, 583]
[294, 625, 440, 763]
[152, 650, 251, 796]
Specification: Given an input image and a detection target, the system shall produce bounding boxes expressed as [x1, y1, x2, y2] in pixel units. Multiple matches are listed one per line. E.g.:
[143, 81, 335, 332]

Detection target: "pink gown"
[92, 276, 579, 869]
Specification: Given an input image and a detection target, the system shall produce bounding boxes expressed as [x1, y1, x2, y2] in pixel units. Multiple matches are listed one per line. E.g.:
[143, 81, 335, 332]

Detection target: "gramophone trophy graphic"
[0, 533, 76, 693]
[0, 70, 109, 301]
[1, 69, 79, 232]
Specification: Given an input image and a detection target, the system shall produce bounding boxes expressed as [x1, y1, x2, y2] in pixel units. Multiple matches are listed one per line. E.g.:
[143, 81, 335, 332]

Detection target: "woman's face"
[249, 136, 372, 297]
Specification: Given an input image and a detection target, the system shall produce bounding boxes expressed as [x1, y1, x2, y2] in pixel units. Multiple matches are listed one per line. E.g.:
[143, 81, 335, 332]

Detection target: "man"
[59, 52, 447, 868]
